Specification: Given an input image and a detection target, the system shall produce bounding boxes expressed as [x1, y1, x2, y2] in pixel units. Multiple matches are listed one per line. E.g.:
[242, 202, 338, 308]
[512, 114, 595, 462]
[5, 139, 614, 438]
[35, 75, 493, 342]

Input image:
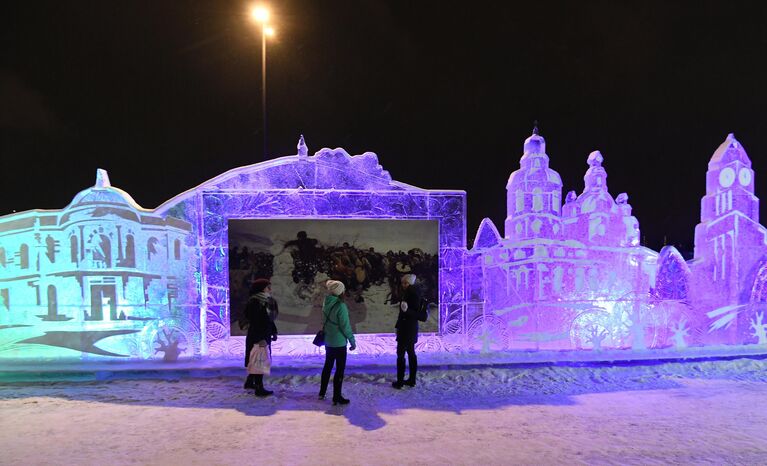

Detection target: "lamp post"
[251, 6, 274, 160]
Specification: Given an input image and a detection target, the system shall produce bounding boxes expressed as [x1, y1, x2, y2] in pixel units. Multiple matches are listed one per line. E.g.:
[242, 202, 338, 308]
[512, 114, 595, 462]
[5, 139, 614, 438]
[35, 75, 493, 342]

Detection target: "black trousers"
[320, 346, 348, 398]
[396, 340, 417, 382]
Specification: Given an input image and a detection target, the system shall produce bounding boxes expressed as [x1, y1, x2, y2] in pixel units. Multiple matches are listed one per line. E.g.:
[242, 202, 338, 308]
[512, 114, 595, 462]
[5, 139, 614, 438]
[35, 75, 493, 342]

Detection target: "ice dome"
[67, 169, 143, 210]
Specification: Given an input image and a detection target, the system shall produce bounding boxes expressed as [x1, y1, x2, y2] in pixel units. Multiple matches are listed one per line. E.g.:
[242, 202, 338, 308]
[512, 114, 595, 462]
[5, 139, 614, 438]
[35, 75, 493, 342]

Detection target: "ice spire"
[505, 127, 563, 240]
[709, 133, 751, 169]
[95, 169, 111, 188]
[583, 151, 608, 192]
[297, 134, 308, 158]
[521, 126, 547, 163]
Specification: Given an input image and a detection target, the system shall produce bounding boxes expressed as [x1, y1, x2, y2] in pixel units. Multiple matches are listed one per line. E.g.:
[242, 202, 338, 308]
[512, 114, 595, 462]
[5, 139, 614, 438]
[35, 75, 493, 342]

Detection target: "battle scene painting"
[228, 219, 439, 336]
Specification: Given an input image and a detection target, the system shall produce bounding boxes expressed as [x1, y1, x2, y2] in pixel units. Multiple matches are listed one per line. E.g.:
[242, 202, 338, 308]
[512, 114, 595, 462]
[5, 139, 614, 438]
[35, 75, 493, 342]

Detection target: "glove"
[400, 301, 408, 312]
[271, 334, 278, 341]
[349, 343, 356, 351]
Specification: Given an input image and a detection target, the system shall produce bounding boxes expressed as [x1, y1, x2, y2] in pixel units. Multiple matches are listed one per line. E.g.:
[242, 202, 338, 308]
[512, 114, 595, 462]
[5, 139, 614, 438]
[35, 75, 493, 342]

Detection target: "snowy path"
[2, 359, 767, 465]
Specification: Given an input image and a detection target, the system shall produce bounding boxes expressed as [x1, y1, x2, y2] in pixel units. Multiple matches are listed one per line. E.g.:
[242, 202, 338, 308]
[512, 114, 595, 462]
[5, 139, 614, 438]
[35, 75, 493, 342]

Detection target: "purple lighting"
[468, 131, 767, 352]
[156, 141, 467, 358]
[1, 132, 766, 362]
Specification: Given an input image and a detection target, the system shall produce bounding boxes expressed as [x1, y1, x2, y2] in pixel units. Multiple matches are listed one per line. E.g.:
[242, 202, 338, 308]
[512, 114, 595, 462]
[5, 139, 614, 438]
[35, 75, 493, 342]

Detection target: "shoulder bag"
[312, 302, 339, 347]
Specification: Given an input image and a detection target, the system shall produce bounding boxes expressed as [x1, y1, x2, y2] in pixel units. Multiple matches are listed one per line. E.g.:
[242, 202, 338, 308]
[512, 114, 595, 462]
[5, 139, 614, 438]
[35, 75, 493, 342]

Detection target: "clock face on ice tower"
[739, 168, 752, 186]
[719, 167, 735, 188]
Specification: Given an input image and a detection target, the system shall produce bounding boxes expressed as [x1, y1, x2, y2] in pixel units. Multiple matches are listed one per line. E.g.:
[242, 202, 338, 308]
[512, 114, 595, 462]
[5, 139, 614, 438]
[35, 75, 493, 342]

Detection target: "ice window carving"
[19, 244, 29, 270]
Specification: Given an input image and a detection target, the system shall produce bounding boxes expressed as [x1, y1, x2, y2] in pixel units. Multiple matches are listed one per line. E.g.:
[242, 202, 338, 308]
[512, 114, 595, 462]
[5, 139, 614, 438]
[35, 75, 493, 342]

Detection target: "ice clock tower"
[692, 133, 767, 316]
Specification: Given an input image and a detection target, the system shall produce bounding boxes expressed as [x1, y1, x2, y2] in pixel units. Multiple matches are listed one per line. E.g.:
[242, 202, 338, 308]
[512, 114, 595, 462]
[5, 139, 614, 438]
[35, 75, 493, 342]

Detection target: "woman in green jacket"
[319, 280, 356, 405]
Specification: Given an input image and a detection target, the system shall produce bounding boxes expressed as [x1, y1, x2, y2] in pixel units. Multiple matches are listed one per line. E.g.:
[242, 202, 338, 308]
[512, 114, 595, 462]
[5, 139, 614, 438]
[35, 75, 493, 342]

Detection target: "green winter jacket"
[322, 295, 355, 348]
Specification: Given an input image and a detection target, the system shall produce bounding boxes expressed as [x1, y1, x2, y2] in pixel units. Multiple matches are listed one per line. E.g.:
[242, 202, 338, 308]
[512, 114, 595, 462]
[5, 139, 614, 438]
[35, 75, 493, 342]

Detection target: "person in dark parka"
[243, 278, 278, 397]
[392, 273, 421, 389]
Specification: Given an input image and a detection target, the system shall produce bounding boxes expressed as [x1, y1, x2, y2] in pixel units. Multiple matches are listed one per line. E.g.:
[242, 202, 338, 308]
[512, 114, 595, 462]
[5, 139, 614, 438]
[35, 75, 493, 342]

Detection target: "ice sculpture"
[466, 131, 767, 351]
[469, 130, 658, 351]
[159, 140, 466, 359]
[0, 170, 198, 359]
[689, 134, 767, 345]
[1, 130, 767, 362]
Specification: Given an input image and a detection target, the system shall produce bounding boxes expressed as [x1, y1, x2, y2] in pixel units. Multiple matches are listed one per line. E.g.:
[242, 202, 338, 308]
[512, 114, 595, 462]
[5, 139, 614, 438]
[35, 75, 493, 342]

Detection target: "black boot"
[392, 380, 404, 389]
[244, 374, 256, 389]
[254, 375, 273, 397]
[333, 395, 350, 405]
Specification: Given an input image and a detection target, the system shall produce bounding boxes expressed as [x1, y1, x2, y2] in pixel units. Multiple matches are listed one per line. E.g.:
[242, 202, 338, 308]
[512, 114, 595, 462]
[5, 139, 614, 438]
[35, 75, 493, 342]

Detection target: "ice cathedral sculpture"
[467, 131, 767, 351]
[466, 130, 657, 351]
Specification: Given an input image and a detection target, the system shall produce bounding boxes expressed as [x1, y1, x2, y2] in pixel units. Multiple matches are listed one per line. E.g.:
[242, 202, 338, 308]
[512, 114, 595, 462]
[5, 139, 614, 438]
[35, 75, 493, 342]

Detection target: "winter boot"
[332, 395, 350, 405]
[243, 374, 256, 389]
[255, 387, 274, 397]
[254, 375, 273, 397]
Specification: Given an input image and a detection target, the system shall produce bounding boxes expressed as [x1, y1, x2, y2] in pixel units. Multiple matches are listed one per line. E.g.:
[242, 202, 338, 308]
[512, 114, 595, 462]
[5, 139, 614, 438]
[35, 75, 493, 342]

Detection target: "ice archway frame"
[158, 144, 468, 358]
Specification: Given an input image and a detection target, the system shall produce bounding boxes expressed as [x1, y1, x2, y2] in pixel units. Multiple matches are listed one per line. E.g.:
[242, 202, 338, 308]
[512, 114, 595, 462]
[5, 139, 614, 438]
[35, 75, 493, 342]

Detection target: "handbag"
[312, 302, 339, 347]
[417, 298, 430, 323]
[312, 329, 325, 347]
[247, 343, 272, 375]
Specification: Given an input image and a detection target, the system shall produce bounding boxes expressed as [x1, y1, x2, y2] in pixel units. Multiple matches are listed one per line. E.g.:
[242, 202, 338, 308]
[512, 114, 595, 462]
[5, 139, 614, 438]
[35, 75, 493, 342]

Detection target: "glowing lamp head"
[264, 26, 275, 37]
[251, 6, 270, 23]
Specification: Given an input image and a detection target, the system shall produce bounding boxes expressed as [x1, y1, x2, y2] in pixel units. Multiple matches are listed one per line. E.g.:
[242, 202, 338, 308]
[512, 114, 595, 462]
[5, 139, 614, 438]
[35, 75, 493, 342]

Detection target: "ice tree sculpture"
[155, 328, 186, 362]
[585, 324, 609, 351]
[478, 327, 498, 354]
[671, 319, 689, 349]
[750, 313, 767, 345]
[654, 246, 691, 302]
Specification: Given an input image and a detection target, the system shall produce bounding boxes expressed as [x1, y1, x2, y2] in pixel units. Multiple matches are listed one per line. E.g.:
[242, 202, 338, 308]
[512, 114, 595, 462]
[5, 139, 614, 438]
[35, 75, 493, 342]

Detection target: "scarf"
[253, 292, 269, 306]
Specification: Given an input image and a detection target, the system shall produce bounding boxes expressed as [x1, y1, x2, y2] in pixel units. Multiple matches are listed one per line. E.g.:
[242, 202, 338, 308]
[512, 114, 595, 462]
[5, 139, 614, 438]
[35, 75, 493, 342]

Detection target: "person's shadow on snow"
[3, 361, 699, 433]
[235, 389, 387, 430]
[237, 400, 279, 417]
[325, 403, 386, 431]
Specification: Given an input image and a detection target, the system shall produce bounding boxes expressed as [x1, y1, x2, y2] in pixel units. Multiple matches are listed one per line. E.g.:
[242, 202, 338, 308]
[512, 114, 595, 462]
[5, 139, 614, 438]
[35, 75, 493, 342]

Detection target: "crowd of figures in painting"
[227, 220, 439, 336]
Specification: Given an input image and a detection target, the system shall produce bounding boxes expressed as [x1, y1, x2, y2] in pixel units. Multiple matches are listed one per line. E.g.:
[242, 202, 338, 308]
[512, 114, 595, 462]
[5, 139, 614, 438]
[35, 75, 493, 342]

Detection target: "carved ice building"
[683, 134, 767, 345]
[2, 131, 766, 362]
[0, 169, 196, 358]
[466, 130, 660, 351]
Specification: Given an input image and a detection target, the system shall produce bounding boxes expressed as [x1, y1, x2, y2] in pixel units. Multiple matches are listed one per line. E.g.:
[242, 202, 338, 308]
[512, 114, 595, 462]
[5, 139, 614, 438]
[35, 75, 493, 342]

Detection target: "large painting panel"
[228, 219, 439, 336]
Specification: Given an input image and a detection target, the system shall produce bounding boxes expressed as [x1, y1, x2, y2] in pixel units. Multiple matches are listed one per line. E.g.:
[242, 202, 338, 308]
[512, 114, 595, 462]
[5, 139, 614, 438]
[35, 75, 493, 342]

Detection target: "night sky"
[2, 1, 767, 255]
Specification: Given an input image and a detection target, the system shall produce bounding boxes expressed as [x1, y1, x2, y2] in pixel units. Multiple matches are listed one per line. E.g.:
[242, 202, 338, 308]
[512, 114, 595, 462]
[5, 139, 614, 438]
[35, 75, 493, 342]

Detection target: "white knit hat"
[326, 280, 345, 296]
[402, 274, 416, 285]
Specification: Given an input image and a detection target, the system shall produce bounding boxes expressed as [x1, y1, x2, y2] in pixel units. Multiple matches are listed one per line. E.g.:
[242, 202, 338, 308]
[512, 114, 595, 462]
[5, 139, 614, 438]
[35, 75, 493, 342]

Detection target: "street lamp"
[251, 5, 275, 160]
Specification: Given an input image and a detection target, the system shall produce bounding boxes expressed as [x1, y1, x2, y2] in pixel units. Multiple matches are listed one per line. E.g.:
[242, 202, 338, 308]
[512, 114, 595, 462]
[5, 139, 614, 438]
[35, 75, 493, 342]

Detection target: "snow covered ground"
[1, 358, 767, 465]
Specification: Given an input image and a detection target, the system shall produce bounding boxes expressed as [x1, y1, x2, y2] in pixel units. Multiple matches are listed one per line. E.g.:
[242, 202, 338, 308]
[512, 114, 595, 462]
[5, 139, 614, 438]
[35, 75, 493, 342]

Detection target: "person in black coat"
[243, 278, 278, 397]
[393, 273, 421, 389]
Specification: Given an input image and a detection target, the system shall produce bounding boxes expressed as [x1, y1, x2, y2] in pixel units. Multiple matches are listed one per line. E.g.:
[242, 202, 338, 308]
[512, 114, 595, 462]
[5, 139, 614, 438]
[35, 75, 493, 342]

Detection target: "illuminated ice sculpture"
[467, 131, 767, 351]
[0, 131, 766, 362]
[0, 169, 198, 360]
